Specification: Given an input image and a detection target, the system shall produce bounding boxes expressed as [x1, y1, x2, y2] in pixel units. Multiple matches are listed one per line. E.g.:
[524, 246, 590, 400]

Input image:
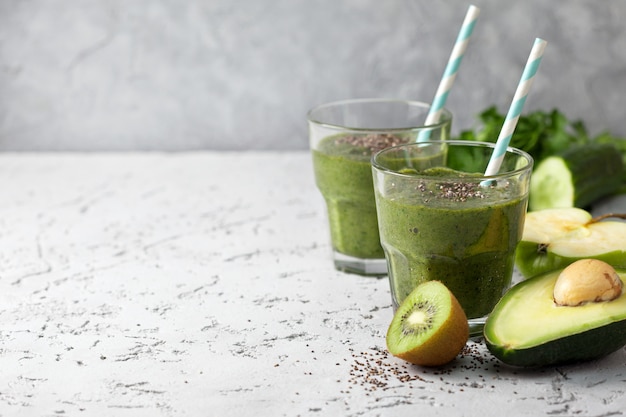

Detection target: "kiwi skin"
[386, 281, 469, 366]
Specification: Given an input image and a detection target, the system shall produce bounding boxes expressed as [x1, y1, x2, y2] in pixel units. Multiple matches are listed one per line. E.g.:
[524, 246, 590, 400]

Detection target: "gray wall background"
[1, 0, 625, 151]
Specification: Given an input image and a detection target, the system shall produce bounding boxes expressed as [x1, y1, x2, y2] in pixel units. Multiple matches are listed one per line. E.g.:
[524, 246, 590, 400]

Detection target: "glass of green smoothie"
[371, 140, 533, 333]
[308, 99, 452, 276]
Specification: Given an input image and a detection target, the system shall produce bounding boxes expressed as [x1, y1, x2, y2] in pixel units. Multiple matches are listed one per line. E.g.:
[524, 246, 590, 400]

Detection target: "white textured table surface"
[0, 151, 625, 417]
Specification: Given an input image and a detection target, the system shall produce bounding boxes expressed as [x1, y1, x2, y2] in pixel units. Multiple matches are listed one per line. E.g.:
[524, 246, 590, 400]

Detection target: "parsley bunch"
[454, 106, 626, 186]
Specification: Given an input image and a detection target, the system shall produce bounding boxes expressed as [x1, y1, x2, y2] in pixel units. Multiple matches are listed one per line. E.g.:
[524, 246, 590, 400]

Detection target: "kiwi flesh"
[386, 280, 469, 366]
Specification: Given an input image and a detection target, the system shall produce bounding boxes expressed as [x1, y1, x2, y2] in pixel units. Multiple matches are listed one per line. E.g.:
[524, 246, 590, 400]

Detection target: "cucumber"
[529, 143, 624, 211]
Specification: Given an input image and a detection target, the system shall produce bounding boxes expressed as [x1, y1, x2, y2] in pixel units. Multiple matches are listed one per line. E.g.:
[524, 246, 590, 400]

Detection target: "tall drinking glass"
[372, 140, 533, 334]
[308, 99, 452, 276]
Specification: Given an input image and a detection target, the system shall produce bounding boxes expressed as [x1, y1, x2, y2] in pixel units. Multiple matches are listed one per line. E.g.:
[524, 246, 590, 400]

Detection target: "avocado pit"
[553, 259, 622, 307]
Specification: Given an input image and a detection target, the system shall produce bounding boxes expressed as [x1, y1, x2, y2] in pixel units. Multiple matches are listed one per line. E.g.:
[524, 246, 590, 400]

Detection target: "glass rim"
[371, 140, 534, 180]
[306, 98, 452, 132]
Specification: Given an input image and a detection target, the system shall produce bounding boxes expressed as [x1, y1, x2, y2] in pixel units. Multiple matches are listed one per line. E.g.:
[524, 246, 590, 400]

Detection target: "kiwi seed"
[386, 280, 469, 367]
[400, 301, 437, 335]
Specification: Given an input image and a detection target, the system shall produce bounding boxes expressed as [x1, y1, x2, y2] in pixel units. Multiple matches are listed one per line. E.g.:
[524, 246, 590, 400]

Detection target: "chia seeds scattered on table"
[343, 342, 508, 394]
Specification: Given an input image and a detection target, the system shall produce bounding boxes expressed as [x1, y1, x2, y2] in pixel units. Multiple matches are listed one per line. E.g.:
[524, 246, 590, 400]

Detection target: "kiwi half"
[386, 280, 469, 366]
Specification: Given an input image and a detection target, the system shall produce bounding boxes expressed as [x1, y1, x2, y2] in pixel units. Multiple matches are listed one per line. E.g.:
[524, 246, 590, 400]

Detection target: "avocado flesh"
[484, 269, 626, 367]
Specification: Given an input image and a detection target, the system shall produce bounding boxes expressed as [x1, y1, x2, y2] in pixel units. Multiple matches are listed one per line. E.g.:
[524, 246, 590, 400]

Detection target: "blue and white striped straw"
[483, 38, 548, 176]
[417, 4, 480, 142]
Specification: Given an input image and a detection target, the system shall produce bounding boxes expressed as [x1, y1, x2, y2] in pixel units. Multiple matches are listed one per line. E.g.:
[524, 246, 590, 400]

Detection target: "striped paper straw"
[483, 38, 548, 176]
[417, 4, 480, 142]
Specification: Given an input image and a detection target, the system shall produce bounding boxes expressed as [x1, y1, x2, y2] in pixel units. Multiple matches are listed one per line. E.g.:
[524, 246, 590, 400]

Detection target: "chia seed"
[419, 180, 488, 202]
[344, 341, 503, 395]
[336, 133, 408, 154]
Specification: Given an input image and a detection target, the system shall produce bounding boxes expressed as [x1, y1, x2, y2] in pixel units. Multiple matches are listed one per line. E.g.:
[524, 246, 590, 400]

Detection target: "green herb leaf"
[454, 107, 626, 192]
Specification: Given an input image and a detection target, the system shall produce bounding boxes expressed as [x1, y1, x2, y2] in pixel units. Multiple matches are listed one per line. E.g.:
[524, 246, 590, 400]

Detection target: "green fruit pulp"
[387, 281, 451, 355]
[529, 157, 573, 210]
[484, 269, 626, 367]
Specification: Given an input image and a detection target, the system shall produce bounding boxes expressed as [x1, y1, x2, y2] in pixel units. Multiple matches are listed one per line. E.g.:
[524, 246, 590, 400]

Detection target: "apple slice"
[515, 207, 626, 278]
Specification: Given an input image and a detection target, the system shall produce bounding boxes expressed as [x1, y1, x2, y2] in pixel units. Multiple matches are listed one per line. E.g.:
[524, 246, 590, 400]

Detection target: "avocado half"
[484, 268, 626, 367]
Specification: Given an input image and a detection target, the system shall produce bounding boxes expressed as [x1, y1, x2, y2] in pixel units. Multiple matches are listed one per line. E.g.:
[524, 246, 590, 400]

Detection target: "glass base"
[333, 251, 388, 276]
[468, 317, 487, 339]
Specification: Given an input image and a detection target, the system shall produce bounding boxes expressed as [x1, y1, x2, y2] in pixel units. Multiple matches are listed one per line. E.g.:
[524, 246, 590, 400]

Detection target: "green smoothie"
[312, 134, 409, 260]
[375, 167, 528, 319]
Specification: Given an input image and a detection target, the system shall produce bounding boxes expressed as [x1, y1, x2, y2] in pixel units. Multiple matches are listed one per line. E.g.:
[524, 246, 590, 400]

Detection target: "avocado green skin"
[485, 320, 626, 367]
[484, 268, 626, 367]
[515, 241, 626, 279]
